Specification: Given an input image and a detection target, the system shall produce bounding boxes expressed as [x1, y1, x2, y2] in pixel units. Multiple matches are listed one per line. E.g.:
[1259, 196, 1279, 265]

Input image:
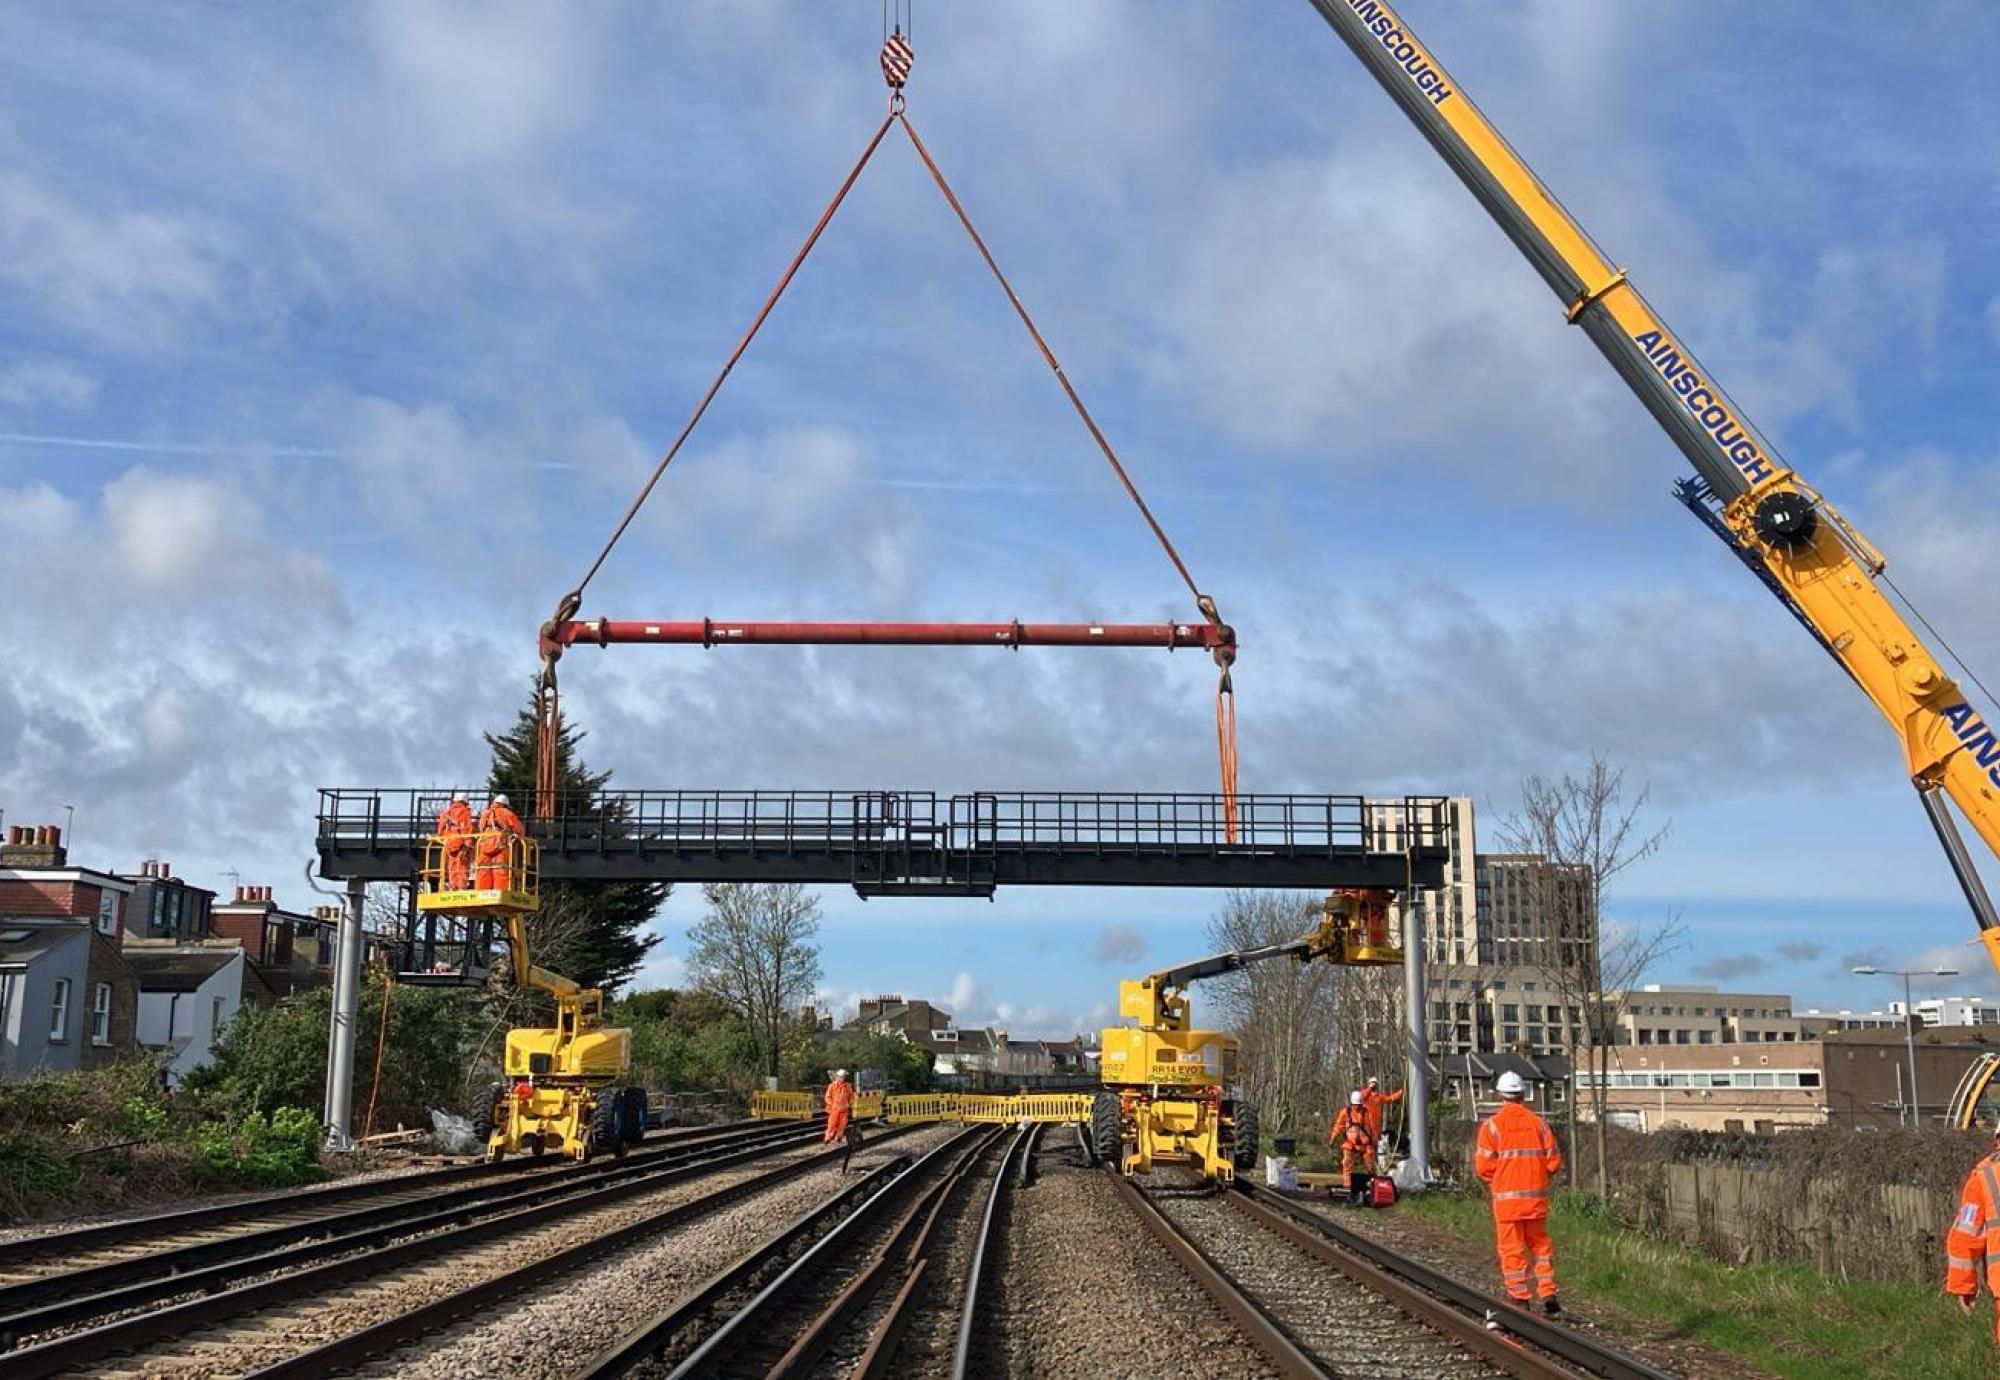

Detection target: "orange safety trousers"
[823, 1106, 850, 1145]
[436, 803, 474, 889]
[1495, 1216, 1558, 1301]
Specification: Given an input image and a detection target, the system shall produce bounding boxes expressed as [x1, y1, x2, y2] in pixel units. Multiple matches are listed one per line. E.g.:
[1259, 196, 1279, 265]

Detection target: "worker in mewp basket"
[435, 792, 474, 890]
[1945, 1120, 2000, 1348]
[475, 793, 525, 890]
[1328, 1090, 1377, 1206]
[1475, 1069, 1564, 1315]
[1362, 1074, 1405, 1147]
[823, 1069, 856, 1147]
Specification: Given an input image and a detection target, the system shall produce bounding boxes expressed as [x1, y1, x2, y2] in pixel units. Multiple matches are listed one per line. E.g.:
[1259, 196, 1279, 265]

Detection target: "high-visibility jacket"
[825, 1080, 855, 1116]
[436, 800, 474, 840]
[1362, 1085, 1404, 1139]
[478, 802, 524, 842]
[1947, 1149, 2000, 1298]
[1474, 1100, 1562, 1222]
[1329, 1106, 1376, 1175]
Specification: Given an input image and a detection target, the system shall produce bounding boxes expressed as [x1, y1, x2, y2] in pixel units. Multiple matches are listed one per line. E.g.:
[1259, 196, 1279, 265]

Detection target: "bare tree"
[1205, 891, 1342, 1140]
[686, 883, 823, 1082]
[1497, 753, 1683, 1199]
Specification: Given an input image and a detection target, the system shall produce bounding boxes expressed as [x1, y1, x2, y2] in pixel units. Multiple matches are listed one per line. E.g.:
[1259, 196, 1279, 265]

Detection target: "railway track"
[1116, 1177, 1676, 1380]
[581, 1121, 1039, 1379]
[0, 1117, 761, 1294]
[0, 1117, 838, 1378]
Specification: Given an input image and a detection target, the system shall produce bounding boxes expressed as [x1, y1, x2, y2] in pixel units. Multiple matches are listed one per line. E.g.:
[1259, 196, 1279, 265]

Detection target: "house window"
[91, 983, 113, 1044]
[97, 892, 118, 936]
[50, 977, 71, 1042]
[1799, 1071, 1822, 1088]
[212, 996, 226, 1035]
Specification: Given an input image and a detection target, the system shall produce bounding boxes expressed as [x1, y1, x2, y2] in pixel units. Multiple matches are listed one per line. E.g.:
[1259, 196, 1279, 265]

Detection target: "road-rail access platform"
[316, 789, 1450, 898]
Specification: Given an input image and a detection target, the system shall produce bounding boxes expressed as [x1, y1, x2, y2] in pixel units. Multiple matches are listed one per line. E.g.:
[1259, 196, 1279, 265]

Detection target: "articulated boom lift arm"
[1309, 0, 2000, 975]
[1123, 896, 1386, 1031]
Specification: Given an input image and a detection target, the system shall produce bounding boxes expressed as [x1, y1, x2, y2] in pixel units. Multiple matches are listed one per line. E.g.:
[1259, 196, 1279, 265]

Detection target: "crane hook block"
[881, 31, 913, 90]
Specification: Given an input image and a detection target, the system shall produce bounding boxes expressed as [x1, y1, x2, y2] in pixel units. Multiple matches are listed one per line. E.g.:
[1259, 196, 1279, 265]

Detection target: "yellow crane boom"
[1307, 0, 2000, 977]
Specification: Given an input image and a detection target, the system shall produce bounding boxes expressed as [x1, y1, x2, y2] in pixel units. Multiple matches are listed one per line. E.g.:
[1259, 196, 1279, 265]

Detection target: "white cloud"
[0, 359, 97, 409]
[0, 172, 230, 345]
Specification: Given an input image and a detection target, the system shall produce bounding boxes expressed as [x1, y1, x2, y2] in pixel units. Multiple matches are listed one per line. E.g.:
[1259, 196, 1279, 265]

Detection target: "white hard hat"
[1496, 1070, 1527, 1097]
[1366, 1076, 1380, 1086]
[833, 1068, 849, 1079]
[452, 791, 467, 803]
[494, 793, 509, 807]
[1349, 1090, 1365, 1105]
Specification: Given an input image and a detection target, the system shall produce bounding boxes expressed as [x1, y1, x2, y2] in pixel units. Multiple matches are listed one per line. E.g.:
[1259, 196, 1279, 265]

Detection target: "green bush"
[194, 1108, 326, 1188]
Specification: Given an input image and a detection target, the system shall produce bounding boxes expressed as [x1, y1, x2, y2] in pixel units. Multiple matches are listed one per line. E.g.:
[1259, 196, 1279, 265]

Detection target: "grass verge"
[1404, 1191, 1990, 1380]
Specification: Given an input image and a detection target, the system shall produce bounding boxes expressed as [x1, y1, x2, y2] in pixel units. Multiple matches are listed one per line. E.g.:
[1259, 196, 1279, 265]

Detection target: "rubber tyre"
[1231, 1100, 1261, 1172]
[1090, 1091, 1124, 1167]
[620, 1087, 649, 1145]
[470, 1082, 502, 1153]
[590, 1088, 625, 1158]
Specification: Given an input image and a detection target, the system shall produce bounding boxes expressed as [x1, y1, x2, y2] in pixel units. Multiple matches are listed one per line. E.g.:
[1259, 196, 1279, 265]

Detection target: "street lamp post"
[1852, 964, 1960, 1126]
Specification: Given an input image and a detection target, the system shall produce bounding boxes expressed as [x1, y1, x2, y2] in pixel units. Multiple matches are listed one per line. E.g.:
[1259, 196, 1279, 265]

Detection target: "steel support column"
[323, 877, 365, 1151]
[1402, 901, 1431, 1184]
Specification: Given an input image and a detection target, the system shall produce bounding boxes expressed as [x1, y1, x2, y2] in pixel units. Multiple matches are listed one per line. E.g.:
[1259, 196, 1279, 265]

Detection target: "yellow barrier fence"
[749, 1090, 816, 1120]
[753, 1090, 1095, 1124]
[885, 1093, 1093, 1125]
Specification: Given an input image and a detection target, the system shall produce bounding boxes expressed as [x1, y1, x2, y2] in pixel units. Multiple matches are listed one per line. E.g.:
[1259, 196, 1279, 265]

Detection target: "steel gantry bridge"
[316, 788, 1453, 898]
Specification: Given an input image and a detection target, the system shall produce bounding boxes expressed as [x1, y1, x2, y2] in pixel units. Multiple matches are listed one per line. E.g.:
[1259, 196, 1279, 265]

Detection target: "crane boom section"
[1308, 0, 2000, 966]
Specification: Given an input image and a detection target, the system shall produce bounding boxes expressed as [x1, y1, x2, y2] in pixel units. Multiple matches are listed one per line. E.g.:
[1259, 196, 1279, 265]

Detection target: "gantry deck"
[316, 789, 1450, 897]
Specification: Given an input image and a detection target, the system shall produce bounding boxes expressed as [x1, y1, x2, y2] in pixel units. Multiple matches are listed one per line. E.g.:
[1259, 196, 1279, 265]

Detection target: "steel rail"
[245, 1124, 928, 1380]
[0, 1123, 829, 1378]
[850, 1125, 1020, 1379]
[0, 1118, 813, 1341]
[1234, 1183, 1676, 1380]
[947, 1122, 1035, 1378]
[578, 1129, 979, 1379]
[1111, 1175, 1329, 1379]
[1224, 1188, 1585, 1380]
[660, 1127, 988, 1380]
[765, 1126, 1008, 1379]
[0, 1118, 791, 1321]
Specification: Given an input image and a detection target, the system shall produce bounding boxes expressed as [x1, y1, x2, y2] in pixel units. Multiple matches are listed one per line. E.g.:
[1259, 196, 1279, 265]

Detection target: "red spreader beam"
[549, 619, 1231, 652]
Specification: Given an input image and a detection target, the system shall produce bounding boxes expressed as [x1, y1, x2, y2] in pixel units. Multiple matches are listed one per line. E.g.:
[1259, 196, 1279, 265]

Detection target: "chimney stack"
[0, 823, 68, 868]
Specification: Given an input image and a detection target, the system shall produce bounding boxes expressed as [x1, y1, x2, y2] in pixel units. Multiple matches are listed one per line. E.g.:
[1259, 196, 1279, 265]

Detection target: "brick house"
[211, 886, 332, 997]
[0, 825, 139, 1073]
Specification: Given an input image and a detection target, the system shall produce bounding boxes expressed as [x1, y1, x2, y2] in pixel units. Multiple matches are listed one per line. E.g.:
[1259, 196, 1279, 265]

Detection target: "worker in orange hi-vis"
[1475, 1070, 1564, 1315]
[475, 793, 525, 891]
[435, 792, 474, 891]
[1362, 1075, 1405, 1143]
[822, 1069, 856, 1147]
[1329, 1091, 1378, 1206]
[1946, 1122, 2000, 1347]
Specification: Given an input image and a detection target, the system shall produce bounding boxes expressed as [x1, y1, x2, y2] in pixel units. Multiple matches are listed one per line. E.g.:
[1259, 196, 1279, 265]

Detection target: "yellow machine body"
[416, 830, 639, 1162]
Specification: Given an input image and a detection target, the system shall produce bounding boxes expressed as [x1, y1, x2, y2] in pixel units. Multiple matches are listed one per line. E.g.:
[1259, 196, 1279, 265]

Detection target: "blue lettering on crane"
[1347, 0, 1455, 106]
[1631, 329, 1777, 485]
[1941, 701, 2000, 791]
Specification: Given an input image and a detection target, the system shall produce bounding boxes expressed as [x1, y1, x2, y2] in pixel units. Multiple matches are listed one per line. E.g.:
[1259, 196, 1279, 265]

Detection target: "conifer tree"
[484, 689, 667, 993]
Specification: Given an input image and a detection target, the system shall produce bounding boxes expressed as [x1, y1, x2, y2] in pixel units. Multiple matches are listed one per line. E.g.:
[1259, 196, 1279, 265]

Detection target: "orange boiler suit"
[1474, 1100, 1563, 1301]
[1946, 1146, 2000, 1346]
[435, 799, 474, 890]
[1330, 1105, 1378, 1202]
[1362, 1085, 1405, 1141]
[823, 1078, 855, 1145]
[475, 801, 525, 890]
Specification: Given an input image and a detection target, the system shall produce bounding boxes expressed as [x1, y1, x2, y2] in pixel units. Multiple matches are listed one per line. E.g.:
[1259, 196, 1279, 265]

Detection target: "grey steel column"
[1403, 902, 1431, 1183]
[323, 877, 365, 1150]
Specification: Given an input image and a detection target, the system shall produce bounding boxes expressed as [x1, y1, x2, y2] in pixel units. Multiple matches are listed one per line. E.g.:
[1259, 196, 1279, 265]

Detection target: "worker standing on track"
[1329, 1090, 1377, 1206]
[823, 1069, 855, 1147]
[475, 793, 525, 891]
[1362, 1075, 1405, 1149]
[1945, 1121, 2000, 1350]
[1475, 1070, 1563, 1315]
[435, 792, 474, 891]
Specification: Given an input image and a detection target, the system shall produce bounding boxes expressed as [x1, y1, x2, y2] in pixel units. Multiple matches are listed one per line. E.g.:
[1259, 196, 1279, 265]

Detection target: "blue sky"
[4, 2, 2000, 1036]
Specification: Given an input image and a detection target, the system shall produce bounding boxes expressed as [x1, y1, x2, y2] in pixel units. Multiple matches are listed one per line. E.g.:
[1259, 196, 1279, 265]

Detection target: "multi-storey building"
[1902, 996, 2000, 1028]
[1368, 797, 1595, 1059]
[1608, 983, 1806, 1047]
[0, 824, 139, 1075]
